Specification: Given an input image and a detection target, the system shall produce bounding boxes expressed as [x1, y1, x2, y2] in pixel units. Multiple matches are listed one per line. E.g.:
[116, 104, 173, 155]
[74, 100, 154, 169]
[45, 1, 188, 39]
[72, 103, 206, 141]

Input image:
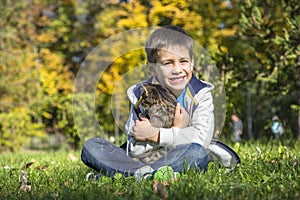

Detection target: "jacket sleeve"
[125, 104, 138, 136]
[159, 90, 214, 149]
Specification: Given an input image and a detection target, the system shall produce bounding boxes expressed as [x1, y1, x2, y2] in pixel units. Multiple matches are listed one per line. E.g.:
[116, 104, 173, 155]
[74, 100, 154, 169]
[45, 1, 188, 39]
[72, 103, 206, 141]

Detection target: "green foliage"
[0, 140, 299, 199]
[217, 0, 300, 138]
[0, 108, 46, 152]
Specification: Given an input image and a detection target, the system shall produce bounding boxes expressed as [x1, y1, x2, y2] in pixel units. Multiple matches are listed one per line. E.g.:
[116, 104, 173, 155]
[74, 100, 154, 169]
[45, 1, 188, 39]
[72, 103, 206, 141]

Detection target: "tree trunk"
[246, 88, 253, 139]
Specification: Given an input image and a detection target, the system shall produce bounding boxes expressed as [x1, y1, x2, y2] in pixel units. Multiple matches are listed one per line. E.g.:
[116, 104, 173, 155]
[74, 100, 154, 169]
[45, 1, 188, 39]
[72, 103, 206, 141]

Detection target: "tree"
[220, 0, 299, 138]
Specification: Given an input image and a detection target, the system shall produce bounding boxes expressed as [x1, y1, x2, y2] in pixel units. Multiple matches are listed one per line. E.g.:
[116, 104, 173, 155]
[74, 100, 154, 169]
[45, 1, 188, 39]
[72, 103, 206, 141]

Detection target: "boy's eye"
[163, 61, 172, 66]
[180, 60, 189, 64]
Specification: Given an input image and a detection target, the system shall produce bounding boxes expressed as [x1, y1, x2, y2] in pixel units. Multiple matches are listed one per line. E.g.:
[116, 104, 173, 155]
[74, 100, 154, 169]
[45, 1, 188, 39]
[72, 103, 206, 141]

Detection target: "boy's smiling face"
[149, 45, 194, 97]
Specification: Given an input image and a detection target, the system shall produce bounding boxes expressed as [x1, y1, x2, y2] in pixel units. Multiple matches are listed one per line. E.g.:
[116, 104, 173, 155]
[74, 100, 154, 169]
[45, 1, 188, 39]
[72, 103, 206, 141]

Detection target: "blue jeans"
[81, 138, 208, 177]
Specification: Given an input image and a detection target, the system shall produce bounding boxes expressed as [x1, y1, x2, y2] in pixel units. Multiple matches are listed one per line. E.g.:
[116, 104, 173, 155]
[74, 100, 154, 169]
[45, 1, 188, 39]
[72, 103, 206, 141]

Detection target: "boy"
[81, 26, 233, 180]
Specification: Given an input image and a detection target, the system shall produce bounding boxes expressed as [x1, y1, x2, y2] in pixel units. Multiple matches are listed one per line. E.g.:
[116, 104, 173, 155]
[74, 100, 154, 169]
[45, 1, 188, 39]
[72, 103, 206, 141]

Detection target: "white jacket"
[125, 75, 215, 158]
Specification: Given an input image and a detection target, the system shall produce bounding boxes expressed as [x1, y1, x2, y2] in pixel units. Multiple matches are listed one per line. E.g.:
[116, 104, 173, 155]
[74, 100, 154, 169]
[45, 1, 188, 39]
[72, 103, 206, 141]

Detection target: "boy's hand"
[173, 103, 189, 128]
[132, 115, 160, 143]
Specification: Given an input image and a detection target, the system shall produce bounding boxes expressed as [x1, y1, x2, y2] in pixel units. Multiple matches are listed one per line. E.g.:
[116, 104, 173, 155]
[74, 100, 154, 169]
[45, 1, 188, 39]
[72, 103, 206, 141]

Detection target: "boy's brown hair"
[145, 25, 194, 64]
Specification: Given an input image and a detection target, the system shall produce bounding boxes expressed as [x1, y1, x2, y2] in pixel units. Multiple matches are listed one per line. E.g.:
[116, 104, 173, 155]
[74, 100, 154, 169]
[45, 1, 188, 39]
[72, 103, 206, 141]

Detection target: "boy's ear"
[147, 62, 157, 76]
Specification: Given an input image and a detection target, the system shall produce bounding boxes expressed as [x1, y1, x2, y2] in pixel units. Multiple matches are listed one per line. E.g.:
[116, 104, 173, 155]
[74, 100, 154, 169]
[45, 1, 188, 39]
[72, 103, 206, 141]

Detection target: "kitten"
[137, 83, 177, 128]
[131, 83, 177, 164]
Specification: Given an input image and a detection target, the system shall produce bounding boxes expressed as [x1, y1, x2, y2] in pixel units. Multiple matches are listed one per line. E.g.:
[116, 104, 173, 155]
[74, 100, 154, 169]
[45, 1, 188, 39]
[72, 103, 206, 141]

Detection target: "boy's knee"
[81, 138, 104, 163]
[81, 138, 100, 158]
[190, 143, 208, 162]
[83, 137, 102, 148]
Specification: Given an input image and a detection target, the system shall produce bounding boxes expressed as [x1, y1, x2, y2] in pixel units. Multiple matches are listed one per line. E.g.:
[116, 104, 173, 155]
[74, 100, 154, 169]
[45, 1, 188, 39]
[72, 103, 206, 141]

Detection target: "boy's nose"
[172, 62, 182, 73]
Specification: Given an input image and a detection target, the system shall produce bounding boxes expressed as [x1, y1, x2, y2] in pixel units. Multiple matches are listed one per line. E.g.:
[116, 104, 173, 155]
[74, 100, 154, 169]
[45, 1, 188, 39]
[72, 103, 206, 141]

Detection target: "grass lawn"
[0, 139, 299, 200]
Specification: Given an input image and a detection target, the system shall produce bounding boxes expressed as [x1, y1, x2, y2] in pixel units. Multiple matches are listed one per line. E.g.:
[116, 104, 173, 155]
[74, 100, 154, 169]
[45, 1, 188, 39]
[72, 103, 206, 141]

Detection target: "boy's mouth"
[169, 75, 186, 82]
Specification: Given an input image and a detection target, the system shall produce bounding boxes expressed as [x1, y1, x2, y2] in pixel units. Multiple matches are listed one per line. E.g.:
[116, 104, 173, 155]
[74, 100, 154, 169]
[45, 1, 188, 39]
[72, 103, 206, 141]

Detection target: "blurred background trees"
[0, 0, 299, 152]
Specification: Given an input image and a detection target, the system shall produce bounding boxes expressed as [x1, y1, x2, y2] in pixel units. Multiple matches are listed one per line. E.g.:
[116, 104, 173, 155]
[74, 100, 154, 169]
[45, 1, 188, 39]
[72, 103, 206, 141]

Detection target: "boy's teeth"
[171, 77, 184, 80]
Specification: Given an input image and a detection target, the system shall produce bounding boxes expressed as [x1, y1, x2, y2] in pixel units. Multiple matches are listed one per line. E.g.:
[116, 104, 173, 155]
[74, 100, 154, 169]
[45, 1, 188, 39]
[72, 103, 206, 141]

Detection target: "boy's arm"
[131, 103, 189, 143]
[159, 91, 214, 149]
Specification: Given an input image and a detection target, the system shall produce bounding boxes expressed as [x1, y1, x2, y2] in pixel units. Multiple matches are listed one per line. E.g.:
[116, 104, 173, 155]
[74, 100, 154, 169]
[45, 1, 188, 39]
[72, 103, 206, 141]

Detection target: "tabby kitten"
[136, 83, 177, 128]
[131, 84, 177, 164]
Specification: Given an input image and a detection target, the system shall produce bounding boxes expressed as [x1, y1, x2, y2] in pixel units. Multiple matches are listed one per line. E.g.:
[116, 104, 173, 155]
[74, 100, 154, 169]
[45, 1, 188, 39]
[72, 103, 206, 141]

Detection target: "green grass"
[0, 139, 299, 200]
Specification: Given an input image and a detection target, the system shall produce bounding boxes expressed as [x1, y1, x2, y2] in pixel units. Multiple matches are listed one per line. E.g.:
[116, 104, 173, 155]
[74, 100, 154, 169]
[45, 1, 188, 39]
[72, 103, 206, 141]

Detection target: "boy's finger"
[175, 103, 180, 113]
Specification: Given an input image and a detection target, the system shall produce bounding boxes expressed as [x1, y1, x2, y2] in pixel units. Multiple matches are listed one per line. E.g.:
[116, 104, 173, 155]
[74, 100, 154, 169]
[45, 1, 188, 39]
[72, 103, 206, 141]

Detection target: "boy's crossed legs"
[81, 138, 208, 178]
